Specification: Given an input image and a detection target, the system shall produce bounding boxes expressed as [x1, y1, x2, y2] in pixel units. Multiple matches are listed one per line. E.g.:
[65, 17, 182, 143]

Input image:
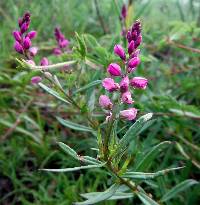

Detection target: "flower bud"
[18, 17, 23, 27]
[14, 41, 23, 54]
[23, 37, 31, 49]
[128, 57, 140, 70]
[40, 57, 49, 66]
[27, 31, 37, 39]
[114, 45, 126, 60]
[29, 47, 38, 56]
[120, 76, 129, 92]
[13, 30, 21, 42]
[120, 108, 137, 121]
[26, 60, 35, 65]
[121, 4, 127, 19]
[99, 95, 113, 109]
[128, 40, 135, 55]
[121, 91, 134, 104]
[102, 78, 119, 92]
[107, 63, 122, 76]
[53, 48, 62, 55]
[130, 77, 148, 89]
[130, 49, 140, 58]
[31, 76, 42, 84]
[126, 30, 132, 43]
[20, 22, 29, 33]
[59, 39, 69, 48]
[135, 34, 142, 48]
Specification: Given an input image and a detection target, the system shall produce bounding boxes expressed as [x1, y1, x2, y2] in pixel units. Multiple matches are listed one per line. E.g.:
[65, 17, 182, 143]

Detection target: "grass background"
[0, 0, 200, 204]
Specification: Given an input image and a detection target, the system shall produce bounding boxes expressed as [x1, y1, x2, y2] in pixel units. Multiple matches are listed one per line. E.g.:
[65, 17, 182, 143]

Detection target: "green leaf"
[75, 32, 87, 57]
[73, 80, 101, 94]
[113, 113, 153, 157]
[40, 163, 105, 172]
[137, 192, 159, 205]
[123, 167, 184, 180]
[74, 184, 119, 205]
[161, 179, 199, 202]
[81, 192, 134, 200]
[135, 141, 172, 171]
[56, 117, 94, 133]
[39, 83, 70, 104]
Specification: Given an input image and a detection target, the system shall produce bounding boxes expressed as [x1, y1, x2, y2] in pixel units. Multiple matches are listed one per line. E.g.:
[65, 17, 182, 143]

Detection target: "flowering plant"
[14, 12, 185, 205]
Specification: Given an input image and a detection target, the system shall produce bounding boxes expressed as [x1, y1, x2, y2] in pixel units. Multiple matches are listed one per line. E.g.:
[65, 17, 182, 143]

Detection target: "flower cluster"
[53, 27, 69, 55]
[13, 12, 38, 58]
[13, 12, 50, 85]
[99, 20, 148, 121]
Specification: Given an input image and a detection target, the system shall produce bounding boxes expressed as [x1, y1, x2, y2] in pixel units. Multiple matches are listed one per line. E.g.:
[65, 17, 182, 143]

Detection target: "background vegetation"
[0, 0, 200, 204]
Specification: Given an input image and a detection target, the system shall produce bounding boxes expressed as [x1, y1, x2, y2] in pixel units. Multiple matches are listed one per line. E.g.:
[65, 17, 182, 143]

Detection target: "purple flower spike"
[120, 108, 137, 121]
[31, 76, 42, 84]
[121, 91, 134, 104]
[107, 63, 122, 76]
[23, 37, 31, 49]
[120, 76, 129, 92]
[29, 47, 38, 56]
[130, 77, 148, 89]
[114, 45, 126, 60]
[102, 78, 119, 92]
[99, 95, 113, 109]
[27, 31, 37, 39]
[40, 57, 49, 66]
[13, 30, 21, 42]
[14, 41, 23, 54]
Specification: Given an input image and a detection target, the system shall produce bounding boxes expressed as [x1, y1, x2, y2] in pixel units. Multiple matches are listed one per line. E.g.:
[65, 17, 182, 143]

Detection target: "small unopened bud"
[13, 30, 21, 42]
[102, 78, 119, 92]
[121, 91, 134, 104]
[53, 48, 62, 55]
[128, 57, 140, 70]
[120, 76, 129, 92]
[99, 95, 113, 109]
[114, 44, 126, 60]
[121, 4, 127, 20]
[14, 41, 23, 54]
[40, 57, 49, 66]
[107, 63, 122, 76]
[130, 77, 148, 89]
[126, 30, 132, 43]
[27, 31, 37, 39]
[23, 37, 31, 49]
[29, 47, 38, 56]
[128, 40, 135, 55]
[120, 108, 137, 121]
[59, 39, 69, 48]
[135, 34, 142, 48]
[20, 22, 29, 33]
[31, 76, 42, 84]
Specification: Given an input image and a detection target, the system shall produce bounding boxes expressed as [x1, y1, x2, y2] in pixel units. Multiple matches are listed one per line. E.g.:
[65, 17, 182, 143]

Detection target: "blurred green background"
[0, 0, 200, 204]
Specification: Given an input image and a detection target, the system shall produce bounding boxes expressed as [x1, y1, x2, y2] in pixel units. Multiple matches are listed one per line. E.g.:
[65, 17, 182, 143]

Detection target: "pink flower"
[107, 63, 122, 76]
[127, 57, 140, 73]
[128, 40, 135, 55]
[40, 57, 49, 66]
[130, 49, 140, 58]
[20, 22, 29, 33]
[121, 4, 127, 19]
[121, 91, 134, 104]
[23, 37, 31, 49]
[99, 95, 113, 109]
[134, 34, 142, 48]
[130, 77, 148, 89]
[53, 48, 62, 55]
[26, 60, 35, 65]
[14, 41, 23, 54]
[59, 39, 69, 48]
[27, 31, 37, 39]
[29, 47, 38, 56]
[13, 30, 21, 42]
[114, 45, 126, 60]
[120, 108, 137, 120]
[31, 76, 42, 84]
[120, 76, 129, 92]
[102, 78, 119, 92]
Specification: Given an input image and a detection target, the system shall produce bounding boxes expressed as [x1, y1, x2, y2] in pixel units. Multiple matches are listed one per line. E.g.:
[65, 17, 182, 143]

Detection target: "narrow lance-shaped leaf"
[56, 117, 94, 133]
[161, 179, 199, 202]
[123, 166, 184, 180]
[74, 184, 120, 205]
[39, 83, 70, 104]
[137, 191, 159, 205]
[40, 163, 105, 173]
[135, 141, 172, 171]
